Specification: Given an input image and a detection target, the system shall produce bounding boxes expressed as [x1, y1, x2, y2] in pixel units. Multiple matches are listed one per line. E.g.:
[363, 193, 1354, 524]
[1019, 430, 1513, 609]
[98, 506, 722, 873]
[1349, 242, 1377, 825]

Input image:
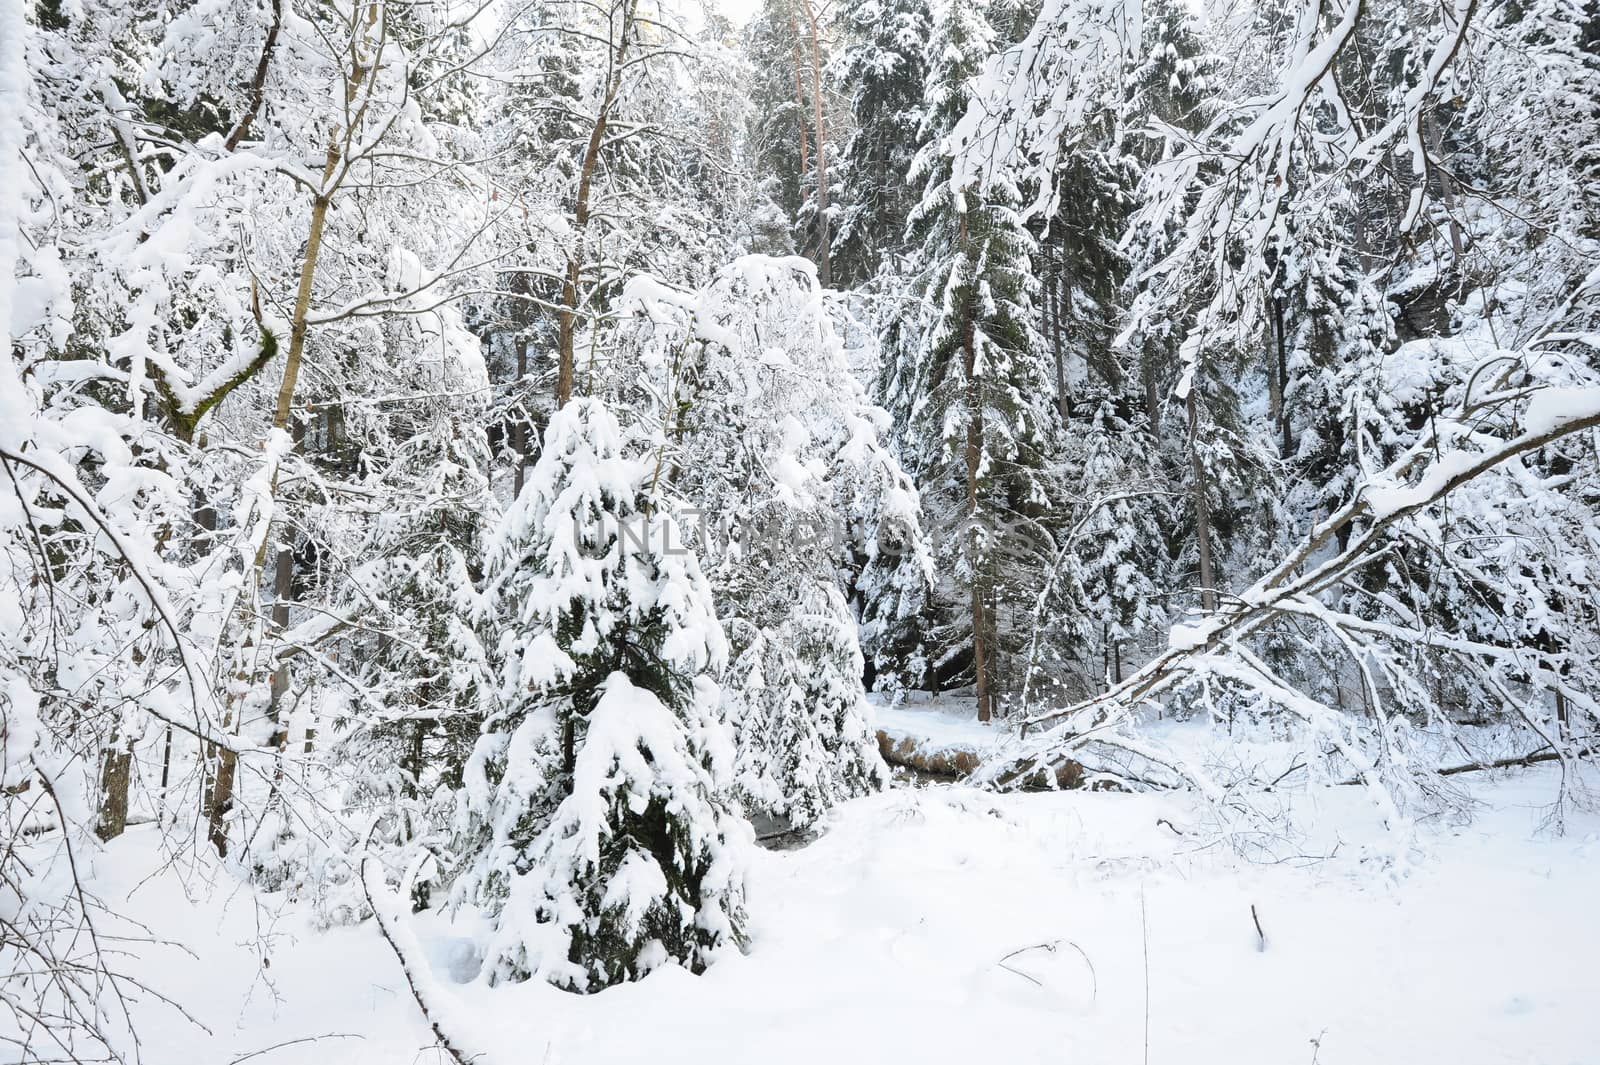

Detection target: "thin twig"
[1140, 885, 1150, 1065]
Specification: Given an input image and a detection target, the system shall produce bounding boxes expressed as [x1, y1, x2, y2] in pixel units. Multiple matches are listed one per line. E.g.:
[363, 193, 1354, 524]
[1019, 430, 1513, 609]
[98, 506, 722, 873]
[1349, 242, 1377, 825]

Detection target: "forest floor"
[88, 748, 1599, 1065]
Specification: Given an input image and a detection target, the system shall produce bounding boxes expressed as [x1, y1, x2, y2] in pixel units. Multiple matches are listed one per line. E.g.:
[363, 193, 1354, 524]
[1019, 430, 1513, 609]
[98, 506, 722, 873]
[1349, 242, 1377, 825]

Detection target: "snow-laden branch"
[0, 442, 267, 756]
[948, 0, 1136, 219]
[974, 377, 1600, 800]
[362, 849, 487, 1065]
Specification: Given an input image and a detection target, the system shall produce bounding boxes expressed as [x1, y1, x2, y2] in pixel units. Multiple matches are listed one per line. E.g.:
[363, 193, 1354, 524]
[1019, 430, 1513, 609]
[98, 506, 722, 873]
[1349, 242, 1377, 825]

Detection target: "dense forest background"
[3, 0, 1599, 1055]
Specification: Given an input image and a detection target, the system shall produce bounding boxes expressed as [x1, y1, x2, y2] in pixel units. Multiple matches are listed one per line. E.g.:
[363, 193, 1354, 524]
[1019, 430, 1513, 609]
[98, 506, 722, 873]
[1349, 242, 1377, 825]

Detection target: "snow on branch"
[974, 369, 1600, 813]
[362, 850, 488, 1065]
[948, 0, 1137, 220]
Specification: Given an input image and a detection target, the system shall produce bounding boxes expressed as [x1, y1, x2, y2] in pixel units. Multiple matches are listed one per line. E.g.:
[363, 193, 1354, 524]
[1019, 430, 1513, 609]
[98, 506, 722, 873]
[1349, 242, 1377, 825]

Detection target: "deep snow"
[73, 764, 1600, 1065]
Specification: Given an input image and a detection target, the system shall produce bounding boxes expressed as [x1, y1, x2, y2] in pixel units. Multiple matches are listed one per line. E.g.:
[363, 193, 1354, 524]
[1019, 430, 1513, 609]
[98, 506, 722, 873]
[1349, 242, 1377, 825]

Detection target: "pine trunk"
[1265, 294, 1283, 437]
[798, 0, 830, 286]
[1141, 348, 1162, 436]
[961, 269, 992, 723]
[1273, 295, 1292, 457]
[513, 337, 529, 496]
[1187, 388, 1218, 613]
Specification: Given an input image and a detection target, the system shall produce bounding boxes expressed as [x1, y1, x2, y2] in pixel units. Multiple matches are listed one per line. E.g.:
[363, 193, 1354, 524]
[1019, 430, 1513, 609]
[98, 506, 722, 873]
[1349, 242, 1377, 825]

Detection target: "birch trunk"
[203, 3, 382, 852]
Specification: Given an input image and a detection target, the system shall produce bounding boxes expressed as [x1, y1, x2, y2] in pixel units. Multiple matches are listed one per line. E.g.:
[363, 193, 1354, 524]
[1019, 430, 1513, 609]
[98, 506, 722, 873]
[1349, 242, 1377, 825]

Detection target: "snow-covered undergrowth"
[72, 769, 1599, 1065]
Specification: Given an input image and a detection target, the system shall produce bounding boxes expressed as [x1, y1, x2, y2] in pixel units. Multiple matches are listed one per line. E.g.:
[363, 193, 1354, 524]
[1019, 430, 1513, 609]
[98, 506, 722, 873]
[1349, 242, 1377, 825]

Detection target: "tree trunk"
[1057, 257, 1074, 419]
[961, 210, 992, 722]
[786, 6, 812, 247]
[273, 152, 344, 431]
[1273, 295, 1292, 458]
[1047, 242, 1068, 422]
[555, 0, 639, 409]
[95, 734, 132, 842]
[223, 0, 283, 151]
[1265, 294, 1283, 439]
[971, 562, 992, 722]
[1141, 346, 1162, 436]
[205, 672, 242, 856]
[1425, 112, 1465, 260]
[1186, 388, 1217, 613]
[203, 4, 379, 853]
[798, 0, 830, 286]
[513, 337, 529, 496]
[267, 543, 294, 752]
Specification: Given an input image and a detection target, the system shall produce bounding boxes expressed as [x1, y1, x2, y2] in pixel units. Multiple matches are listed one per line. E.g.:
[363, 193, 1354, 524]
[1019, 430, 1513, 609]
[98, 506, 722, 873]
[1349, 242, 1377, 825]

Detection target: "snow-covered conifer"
[883, 0, 1056, 719]
[456, 398, 748, 991]
[829, 0, 930, 285]
[616, 256, 920, 825]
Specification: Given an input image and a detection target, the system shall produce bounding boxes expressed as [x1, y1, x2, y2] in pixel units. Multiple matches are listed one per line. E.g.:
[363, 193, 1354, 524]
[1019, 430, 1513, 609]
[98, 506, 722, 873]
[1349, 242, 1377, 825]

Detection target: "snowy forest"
[3, 0, 1599, 1058]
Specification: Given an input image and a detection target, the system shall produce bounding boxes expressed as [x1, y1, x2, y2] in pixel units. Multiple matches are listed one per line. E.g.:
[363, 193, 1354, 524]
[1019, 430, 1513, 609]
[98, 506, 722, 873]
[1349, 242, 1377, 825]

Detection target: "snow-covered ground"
[82, 767, 1600, 1065]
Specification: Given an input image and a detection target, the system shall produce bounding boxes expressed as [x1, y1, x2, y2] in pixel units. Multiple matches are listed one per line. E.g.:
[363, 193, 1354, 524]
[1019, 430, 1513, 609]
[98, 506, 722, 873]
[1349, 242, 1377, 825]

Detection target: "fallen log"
[877, 729, 1085, 789]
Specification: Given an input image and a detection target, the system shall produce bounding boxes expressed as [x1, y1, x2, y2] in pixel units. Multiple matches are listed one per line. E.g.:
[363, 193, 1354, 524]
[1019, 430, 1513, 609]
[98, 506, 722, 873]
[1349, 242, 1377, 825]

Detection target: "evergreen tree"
[614, 256, 915, 826]
[884, 0, 1056, 718]
[1036, 144, 1139, 414]
[1121, 0, 1223, 429]
[1032, 401, 1168, 702]
[1275, 192, 1397, 528]
[743, 0, 837, 277]
[1119, 0, 1281, 617]
[829, 0, 930, 286]
[454, 398, 748, 992]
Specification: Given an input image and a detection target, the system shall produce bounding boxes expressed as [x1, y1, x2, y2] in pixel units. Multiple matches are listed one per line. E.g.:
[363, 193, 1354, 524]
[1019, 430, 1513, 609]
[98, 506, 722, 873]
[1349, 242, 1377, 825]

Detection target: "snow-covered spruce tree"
[1125, 0, 1218, 169]
[615, 256, 925, 827]
[1113, 0, 1281, 625]
[985, 28, 1172, 699]
[1274, 192, 1397, 527]
[1019, 400, 1169, 708]
[885, 0, 1055, 718]
[1114, 27, 1288, 622]
[1036, 146, 1139, 413]
[455, 397, 748, 992]
[829, 0, 930, 286]
[1029, 34, 1141, 418]
[744, 0, 808, 234]
[723, 584, 888, 829]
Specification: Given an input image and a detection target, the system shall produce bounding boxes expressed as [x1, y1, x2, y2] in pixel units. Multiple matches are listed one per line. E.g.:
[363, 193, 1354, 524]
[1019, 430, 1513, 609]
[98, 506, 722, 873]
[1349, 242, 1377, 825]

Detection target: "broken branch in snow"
[977, 375, 1600, 805]
[993, 940, 1098, 1002]
[361, 847, 484, 1065]
[1392, 744, 1595, 781]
